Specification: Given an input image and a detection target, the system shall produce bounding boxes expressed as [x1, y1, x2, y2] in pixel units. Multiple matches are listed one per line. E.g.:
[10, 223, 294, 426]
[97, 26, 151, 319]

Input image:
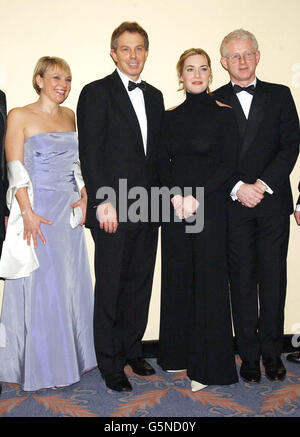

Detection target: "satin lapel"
[109, 71, 145, 155]
[222, 83, 247, 139]
[143, 87, 154, 159]
[240, 80, 269, 159]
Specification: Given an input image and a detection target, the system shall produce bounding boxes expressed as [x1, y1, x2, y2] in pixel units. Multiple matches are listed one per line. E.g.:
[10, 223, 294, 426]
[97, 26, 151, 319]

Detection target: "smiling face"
[221, 38, 260, 86]
[110, 31, 148, 81]
[37, 66, 71, 104]
[180, 54, 211, 94]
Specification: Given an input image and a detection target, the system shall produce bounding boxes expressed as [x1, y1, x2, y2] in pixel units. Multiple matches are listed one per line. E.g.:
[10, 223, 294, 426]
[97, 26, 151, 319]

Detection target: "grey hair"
[220, 29, 259, 57]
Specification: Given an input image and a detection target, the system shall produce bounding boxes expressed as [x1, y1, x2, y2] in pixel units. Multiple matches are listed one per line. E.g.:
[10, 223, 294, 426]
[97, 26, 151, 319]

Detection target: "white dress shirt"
[117, 68, 148, 154]
[230, 78, 273, 200]
[234, 78, 257, 119]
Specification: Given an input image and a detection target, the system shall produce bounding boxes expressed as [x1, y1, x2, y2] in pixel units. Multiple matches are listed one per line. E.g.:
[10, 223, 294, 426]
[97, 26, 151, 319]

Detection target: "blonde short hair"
[32, 56, 71, 95]
[176, 48, 213, 93]
[220, 29, 259, 57]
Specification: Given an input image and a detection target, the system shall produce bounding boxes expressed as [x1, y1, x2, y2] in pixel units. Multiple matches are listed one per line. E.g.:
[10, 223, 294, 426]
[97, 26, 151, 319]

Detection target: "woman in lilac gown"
[0, 56, 97, 391]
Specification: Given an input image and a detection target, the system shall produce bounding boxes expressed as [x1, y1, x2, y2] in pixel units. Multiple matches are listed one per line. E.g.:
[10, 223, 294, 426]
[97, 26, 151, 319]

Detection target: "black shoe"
[263, 357, 286, 381]
[286, 352, 300, 364]
[240, 360, 261, 383]
[104, 372, 132, 392]
[127, 358, 155, 376]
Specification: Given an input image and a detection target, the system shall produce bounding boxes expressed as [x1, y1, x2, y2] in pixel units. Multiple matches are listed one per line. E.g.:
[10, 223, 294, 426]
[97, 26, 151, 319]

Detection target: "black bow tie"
[128, 80, 147, 92]
[233, 84, 255, 95]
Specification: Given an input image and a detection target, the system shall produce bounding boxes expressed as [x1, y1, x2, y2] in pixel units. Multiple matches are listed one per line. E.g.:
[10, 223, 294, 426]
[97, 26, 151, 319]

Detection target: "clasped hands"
[171, 194, 199, 219]
[237, 180, 267, 208]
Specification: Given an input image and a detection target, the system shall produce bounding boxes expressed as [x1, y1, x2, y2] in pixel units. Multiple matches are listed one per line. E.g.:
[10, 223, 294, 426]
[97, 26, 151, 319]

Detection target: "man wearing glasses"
[213, 29, 299, 384]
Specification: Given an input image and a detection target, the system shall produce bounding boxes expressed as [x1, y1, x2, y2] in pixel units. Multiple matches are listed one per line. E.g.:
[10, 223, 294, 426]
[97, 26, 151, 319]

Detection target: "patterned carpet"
[1, 355, 300, 417]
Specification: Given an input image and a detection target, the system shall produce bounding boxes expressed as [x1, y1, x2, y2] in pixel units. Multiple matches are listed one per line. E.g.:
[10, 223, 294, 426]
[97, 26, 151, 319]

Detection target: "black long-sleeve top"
[158, 90, 239, 199]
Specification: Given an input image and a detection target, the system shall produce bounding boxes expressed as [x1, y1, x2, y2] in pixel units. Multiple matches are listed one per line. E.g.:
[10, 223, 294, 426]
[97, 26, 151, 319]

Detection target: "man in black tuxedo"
[213, 29, 300, 383]
[77, 22, 164, 392]
[0, 89, 7, 396]
[286, 182, 300, 363]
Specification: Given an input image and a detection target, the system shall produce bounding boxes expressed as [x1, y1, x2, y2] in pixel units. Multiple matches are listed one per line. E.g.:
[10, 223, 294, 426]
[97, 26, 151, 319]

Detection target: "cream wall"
[0, 0, 299, 340]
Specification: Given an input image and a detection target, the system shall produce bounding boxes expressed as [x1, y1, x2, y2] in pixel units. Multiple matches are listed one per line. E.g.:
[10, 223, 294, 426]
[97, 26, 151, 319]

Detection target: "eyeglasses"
[226, 51, 257, 63]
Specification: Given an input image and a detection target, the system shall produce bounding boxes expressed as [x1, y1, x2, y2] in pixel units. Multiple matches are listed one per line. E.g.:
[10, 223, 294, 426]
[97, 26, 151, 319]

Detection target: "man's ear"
[220, 57, 228, 71]
[255, 50, 261, 65]
[110, 49, 118, 64]
[141, 49, 149, 65]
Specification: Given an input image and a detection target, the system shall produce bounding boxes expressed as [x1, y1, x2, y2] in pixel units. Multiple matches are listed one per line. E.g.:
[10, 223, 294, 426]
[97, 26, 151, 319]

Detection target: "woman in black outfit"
[158, 48, 239, 391]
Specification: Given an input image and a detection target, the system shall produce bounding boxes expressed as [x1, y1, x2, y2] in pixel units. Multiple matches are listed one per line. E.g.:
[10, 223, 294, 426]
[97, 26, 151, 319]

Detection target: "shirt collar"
[117, 68, 142, 89]
[231, 77, 257, 88]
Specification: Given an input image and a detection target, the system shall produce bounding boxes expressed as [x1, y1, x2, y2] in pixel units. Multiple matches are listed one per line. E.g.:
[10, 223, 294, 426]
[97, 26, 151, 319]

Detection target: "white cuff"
[257, 179, 273, 195]
[296, 204, 300, 212]
[230, 181, 244, 201]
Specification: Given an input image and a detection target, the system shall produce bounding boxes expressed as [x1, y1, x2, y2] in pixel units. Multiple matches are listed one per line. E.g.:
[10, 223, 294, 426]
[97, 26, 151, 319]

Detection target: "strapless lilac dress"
[0, 132, 97, 391]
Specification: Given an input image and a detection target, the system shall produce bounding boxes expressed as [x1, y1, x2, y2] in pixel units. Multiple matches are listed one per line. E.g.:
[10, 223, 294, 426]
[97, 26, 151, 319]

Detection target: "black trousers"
[91, 224, 158, 376]
[228, 213, 290, 362]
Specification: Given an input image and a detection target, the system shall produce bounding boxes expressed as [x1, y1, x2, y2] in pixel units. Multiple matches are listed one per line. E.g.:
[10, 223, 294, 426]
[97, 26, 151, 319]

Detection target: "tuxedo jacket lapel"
[240, 79, 269, 159]
[109, 70, 145, 157]
[143, 88, 156, 159]
[221, 81, 269, 160]
[221, 83, 247, 139]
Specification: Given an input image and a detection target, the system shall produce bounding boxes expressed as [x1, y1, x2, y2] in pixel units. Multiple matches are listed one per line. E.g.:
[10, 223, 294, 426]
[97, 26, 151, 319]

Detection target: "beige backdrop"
[0, 0, 299, 340]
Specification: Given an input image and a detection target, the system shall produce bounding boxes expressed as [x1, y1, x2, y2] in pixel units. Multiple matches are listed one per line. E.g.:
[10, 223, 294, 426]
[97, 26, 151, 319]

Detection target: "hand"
[237, 183, 264, 208]
[181, 195, 199, 219]
[22, 209, 52, 248]
[171, 194, 183, 218]
[254, 180, 268, 193]
[96, 202, 118, 233]
[172, 194, 199, 219]
[294, 210, 300, 226]
[70, 194, 87, 226]
[5, 216, 8, 230]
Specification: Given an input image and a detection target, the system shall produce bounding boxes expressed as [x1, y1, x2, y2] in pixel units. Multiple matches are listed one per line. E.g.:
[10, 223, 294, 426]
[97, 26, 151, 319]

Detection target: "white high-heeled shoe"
[191, 380, 208, 392]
